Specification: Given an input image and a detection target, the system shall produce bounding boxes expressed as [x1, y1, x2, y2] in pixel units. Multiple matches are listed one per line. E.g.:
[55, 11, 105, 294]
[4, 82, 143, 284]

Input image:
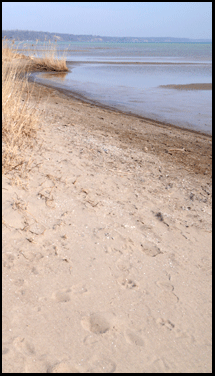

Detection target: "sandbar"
[160, 83, 212, 90]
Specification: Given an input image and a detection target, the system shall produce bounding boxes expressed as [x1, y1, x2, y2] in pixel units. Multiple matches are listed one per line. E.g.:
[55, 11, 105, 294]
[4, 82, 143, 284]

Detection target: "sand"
[2, 82, 212, 373]
[160, 83, 212, 90]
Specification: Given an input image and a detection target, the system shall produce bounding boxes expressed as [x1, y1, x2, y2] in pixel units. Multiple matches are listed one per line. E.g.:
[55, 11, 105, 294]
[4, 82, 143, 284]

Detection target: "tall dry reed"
[2, 39, 68, 175]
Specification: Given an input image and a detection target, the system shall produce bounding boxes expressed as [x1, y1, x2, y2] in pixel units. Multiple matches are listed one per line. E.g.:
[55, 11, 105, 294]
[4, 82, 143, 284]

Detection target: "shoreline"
[29, 73, 212, 137]
[28, 79, 212, 179]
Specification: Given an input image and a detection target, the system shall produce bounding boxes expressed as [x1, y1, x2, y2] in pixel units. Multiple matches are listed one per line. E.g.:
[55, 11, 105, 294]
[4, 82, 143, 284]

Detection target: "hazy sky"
[2, 2, 212, 39]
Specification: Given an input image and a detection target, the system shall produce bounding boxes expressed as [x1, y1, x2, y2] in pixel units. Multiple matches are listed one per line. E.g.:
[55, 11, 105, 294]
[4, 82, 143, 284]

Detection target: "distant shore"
[2, 29, 212, 43]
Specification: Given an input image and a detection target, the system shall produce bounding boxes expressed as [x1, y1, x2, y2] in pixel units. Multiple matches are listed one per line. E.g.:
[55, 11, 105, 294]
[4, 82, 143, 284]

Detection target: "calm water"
[24, 42, 212, 134]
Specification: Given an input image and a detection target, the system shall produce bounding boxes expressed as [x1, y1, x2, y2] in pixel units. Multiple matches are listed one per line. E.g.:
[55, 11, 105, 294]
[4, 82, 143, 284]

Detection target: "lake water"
[23, 41, 212, 134]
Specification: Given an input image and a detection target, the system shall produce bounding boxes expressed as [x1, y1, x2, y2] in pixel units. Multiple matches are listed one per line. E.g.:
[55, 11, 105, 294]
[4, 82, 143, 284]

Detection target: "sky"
[2, 2, 212, 39]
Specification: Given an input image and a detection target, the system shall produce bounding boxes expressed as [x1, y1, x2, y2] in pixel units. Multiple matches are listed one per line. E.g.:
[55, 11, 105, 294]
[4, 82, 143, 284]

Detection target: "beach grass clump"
[2, 39, 68, 175]
[27, 41, 69, 72]
[2, 41, 39, 174]
[15, 39, 69, 72]
[26, 54, 69, 72]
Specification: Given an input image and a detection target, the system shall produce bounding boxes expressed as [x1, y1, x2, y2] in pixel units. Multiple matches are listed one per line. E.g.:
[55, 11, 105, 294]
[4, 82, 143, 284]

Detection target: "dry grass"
[14, 39, 69, 72]
[27, 41, 69, 72]
[2, 39, 68, 175]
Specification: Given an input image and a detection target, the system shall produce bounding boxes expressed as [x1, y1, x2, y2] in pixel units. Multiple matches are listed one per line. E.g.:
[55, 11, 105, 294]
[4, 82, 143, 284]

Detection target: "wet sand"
[66, 61, 208, 65]
[160, 83, 212, 90]
[2, 81, 212, 373]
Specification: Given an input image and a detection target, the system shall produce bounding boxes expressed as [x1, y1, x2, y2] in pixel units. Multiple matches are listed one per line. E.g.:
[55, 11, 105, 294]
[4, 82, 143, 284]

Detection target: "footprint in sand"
[50, 361, 80, 373]
[149, 357, 173, 373]
[140, 241, 162, 257]
[13, 337, 35, 356]
[2, 253, 15, 269]
[86, 357, 116, 373]
[81, 313, 114, 334]
[156, 318, 175, 331]
[51, 288, 72, 303]
[155, 280, 179, 304]
[117, 276, 139, 290]
[71, 283, 88, 295]
[51, 284, 88, 302]
[116, 259, 132, 273]
[25, 359, 49, 373]
[124, 329, 145, 347]
[156, 280, 174, 291]
[14, 339, 78, 373]
[2, 347, 9, 355]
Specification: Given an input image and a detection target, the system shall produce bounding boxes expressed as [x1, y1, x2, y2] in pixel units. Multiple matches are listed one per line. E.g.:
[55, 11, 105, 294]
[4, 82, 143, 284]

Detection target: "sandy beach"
[2, 81, 212, 373]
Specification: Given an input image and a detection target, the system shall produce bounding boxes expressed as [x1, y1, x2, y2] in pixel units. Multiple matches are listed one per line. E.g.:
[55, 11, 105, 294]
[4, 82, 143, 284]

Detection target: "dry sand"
[2, 82, 212, 373]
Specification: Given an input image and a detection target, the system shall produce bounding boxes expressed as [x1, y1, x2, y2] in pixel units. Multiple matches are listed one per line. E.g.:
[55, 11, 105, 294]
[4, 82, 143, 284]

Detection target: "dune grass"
[2, 39, 68, 175]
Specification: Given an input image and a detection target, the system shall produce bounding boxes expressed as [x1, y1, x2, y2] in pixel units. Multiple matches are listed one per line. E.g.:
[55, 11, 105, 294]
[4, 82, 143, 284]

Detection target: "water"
[25, 41, 212, 134]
